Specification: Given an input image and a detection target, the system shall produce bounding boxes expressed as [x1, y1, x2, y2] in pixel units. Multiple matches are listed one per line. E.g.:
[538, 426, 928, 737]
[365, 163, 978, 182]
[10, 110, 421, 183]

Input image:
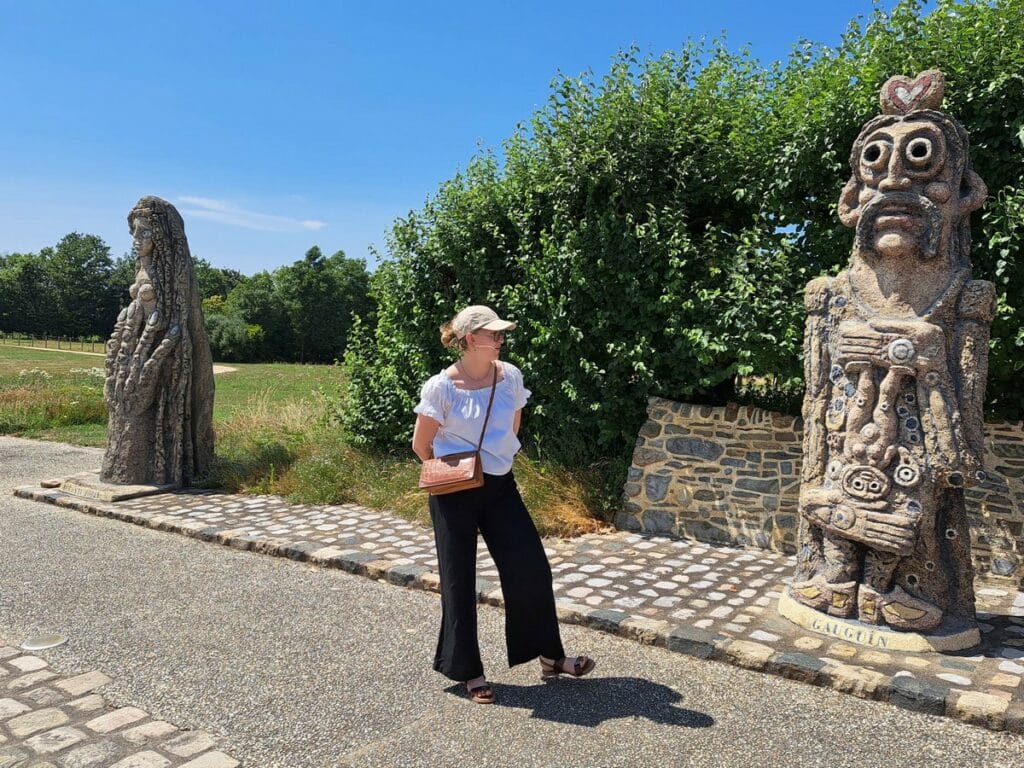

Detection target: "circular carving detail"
[827, 460, 844, 481]
[841, 465, 890, 501]
[831, 506, 856, 531]
[887, 338, 916, 364]
[893, 462, 921, 488]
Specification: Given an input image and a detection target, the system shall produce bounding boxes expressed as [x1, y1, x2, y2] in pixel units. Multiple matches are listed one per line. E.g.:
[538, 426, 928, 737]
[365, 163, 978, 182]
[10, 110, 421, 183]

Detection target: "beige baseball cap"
[452, 305, 517, 339]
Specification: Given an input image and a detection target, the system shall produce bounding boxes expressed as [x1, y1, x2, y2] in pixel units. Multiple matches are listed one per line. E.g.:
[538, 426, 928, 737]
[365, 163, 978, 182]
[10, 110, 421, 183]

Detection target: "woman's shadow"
[445, 677, 714, 728]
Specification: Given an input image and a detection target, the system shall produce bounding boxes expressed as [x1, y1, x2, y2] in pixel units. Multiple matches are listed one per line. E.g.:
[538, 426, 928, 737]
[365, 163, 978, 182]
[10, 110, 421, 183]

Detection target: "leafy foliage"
[0, 235, 121, 337]
[342, 0, 1024, 503]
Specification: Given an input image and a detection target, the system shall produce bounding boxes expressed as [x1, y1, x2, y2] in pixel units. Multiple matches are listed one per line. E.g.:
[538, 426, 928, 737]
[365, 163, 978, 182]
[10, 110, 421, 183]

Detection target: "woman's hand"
[412, 414, 441, 461]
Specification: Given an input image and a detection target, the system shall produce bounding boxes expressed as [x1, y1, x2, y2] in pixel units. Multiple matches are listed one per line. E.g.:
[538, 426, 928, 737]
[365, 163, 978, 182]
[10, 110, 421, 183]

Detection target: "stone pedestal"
[49, 471, 178, 502]
[778, 588, 980, 652]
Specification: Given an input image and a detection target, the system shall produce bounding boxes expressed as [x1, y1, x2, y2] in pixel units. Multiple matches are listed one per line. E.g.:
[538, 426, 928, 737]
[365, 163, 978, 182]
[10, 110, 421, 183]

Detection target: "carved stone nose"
[878, 153, 912, 191]
[878, 174, 912, 191]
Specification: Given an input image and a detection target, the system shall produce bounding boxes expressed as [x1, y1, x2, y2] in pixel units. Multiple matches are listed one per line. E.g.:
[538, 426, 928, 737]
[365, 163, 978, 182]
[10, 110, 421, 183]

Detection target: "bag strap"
[475, 363, 498, 452]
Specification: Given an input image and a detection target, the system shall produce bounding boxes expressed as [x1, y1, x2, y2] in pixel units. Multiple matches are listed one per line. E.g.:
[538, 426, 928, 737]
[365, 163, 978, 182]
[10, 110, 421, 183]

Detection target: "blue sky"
[1, 1, 896, 275]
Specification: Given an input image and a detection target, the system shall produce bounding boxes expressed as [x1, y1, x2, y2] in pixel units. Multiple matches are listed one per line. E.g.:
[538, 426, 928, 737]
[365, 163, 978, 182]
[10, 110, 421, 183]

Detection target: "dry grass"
[215, 388, 323, 437]
[211, 390, 609, 537]
[511, 455, 611, 538]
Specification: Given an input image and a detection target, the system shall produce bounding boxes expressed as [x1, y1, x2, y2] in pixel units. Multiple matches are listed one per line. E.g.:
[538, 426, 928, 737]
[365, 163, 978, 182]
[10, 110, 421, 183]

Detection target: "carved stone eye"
[862, 140, 890, 170]
[906, 137, 933, 167]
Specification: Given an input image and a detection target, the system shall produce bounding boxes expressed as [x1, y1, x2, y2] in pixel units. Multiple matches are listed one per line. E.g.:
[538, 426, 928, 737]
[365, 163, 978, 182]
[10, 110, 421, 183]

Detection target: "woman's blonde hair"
[440, 321, 468, 351]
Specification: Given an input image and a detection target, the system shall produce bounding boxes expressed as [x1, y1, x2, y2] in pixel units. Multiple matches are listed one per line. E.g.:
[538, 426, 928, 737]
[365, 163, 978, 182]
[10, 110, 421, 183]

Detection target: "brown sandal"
[467, 682, 495, 704]
[540, 655, 596, 679]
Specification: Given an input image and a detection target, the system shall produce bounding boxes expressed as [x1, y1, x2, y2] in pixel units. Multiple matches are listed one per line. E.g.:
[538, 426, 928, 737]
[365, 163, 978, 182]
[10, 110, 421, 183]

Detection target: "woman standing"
[412, 305, 595, 704]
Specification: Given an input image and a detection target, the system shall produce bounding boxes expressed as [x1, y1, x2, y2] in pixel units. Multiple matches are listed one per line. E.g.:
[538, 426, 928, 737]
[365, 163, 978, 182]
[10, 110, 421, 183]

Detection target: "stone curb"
[13, 485, 1023, 737]
[0, 646, 239, 767]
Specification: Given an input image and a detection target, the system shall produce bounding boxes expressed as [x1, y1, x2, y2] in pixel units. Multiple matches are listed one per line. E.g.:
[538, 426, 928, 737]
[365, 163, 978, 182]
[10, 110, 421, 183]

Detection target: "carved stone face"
[131, 216, 155, 264]
[838, 116, 986, 264]
[852, 121, 953, 260]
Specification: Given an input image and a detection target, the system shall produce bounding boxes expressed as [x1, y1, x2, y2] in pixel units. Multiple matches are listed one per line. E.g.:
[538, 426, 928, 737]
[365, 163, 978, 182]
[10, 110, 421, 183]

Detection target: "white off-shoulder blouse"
[414, 362, 531, 475]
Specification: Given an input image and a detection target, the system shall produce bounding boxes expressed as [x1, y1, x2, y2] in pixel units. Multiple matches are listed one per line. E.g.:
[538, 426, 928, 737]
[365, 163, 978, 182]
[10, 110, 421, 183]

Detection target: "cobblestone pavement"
[0, 646, 238, 767]
[14, 479, 1024, 737]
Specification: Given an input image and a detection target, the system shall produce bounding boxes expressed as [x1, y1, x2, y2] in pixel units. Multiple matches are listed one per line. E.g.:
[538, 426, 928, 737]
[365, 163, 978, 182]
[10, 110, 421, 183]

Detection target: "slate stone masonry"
[618, 397, 1023, 586]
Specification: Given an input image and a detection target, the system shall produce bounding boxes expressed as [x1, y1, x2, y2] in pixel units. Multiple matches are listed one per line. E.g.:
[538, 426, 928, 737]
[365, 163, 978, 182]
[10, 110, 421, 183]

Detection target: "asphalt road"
[1, 436, 1021, 767]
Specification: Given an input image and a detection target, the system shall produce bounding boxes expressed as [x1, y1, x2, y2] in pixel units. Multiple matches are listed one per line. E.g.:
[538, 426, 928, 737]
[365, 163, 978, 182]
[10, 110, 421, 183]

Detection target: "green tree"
[224, 271, 293, 360]
[0, 252, 54, 334]
[193, 257, 245, 300]
[43, 233, 117, 337]
[275, 247, 374, 363]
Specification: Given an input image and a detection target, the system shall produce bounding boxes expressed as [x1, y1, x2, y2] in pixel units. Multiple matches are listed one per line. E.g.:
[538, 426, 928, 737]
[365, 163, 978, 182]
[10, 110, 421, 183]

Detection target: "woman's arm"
[412, 413, 441, 461]
[513, 408, 522, 435]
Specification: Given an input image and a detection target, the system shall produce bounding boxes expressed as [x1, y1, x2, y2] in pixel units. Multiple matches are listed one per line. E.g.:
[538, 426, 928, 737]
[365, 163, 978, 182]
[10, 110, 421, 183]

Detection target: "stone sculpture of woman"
[100, 196, 215, 486]
[781, 71, 992, 644]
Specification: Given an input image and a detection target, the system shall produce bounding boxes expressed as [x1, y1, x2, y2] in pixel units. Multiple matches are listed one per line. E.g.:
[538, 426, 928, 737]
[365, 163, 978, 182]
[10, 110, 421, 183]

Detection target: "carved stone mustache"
[854, 191, 943, 260]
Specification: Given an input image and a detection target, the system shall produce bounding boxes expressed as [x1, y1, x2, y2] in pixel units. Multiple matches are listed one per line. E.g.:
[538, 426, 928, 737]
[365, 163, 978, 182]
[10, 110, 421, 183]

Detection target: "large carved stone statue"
[101, 196, 215, 486]
[782, 71, 992, 641]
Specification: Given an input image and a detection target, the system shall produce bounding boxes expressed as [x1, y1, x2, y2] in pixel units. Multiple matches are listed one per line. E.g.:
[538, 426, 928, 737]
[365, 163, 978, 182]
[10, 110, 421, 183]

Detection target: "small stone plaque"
[58, 471, 178, 502]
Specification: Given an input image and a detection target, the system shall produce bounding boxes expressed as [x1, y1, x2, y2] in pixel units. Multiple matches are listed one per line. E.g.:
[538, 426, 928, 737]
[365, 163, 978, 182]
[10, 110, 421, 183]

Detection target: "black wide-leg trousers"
[428, 471, 565, 681]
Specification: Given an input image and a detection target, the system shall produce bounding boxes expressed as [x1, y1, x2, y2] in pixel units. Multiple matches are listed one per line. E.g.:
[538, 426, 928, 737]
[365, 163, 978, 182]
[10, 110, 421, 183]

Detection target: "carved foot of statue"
[791, 578, 857, 617]
[858, 584, 942, 631]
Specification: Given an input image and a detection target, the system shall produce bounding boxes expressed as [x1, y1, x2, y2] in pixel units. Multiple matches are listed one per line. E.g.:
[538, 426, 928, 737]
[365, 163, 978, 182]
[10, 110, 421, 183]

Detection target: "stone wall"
[617, 397, 1024, 586]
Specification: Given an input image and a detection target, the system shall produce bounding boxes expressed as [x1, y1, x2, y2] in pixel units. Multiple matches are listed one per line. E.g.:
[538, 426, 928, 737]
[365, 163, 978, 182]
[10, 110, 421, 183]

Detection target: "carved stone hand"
[799, 486, 921, 555]
[867, 318, 947, 375]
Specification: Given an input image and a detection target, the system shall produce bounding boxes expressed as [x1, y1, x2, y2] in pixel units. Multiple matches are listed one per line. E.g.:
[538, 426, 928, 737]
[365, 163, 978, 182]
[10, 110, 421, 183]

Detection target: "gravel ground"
[1, 435, 1021, 767]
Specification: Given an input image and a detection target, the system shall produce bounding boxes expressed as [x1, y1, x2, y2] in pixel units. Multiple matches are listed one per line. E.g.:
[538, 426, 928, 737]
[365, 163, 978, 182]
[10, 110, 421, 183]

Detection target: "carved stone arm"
[799, 486, 922, 556]
[801, 277, 833, 483]
[953, 279, 995, 476]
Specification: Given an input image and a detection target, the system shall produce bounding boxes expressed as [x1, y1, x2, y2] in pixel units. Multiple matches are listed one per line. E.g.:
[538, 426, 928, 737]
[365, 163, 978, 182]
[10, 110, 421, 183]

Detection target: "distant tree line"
[0, 235, 374, 364]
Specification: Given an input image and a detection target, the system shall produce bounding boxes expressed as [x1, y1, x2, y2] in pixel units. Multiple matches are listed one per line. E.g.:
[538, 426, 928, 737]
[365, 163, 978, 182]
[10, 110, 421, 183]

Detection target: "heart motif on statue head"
[880, 70, 945, 114]
[894, 82, 926, 106]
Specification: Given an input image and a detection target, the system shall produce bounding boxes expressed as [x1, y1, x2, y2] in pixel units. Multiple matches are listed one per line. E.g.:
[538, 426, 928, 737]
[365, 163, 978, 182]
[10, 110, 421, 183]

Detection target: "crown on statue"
[879, 69, 945, 114]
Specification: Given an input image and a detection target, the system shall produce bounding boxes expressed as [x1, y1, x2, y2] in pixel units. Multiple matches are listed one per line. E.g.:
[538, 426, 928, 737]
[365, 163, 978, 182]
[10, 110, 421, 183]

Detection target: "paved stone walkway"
[13, 482, 1024, 735]
[0, 645, 238, 767]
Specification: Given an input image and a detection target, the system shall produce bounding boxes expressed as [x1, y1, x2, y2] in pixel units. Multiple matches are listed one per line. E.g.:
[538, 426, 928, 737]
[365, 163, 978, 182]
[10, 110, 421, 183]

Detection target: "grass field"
[0, 346, 342, 444]
[0, 346, 605, 536]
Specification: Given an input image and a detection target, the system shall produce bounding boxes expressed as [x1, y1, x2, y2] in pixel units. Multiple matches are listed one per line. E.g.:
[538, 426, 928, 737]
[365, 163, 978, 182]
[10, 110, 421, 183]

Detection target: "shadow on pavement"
[445, 677, 715, 728]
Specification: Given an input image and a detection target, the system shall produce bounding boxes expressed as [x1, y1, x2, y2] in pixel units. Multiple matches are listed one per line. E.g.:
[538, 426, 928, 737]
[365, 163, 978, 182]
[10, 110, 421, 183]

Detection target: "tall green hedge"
[341, 0, 1024, 501]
